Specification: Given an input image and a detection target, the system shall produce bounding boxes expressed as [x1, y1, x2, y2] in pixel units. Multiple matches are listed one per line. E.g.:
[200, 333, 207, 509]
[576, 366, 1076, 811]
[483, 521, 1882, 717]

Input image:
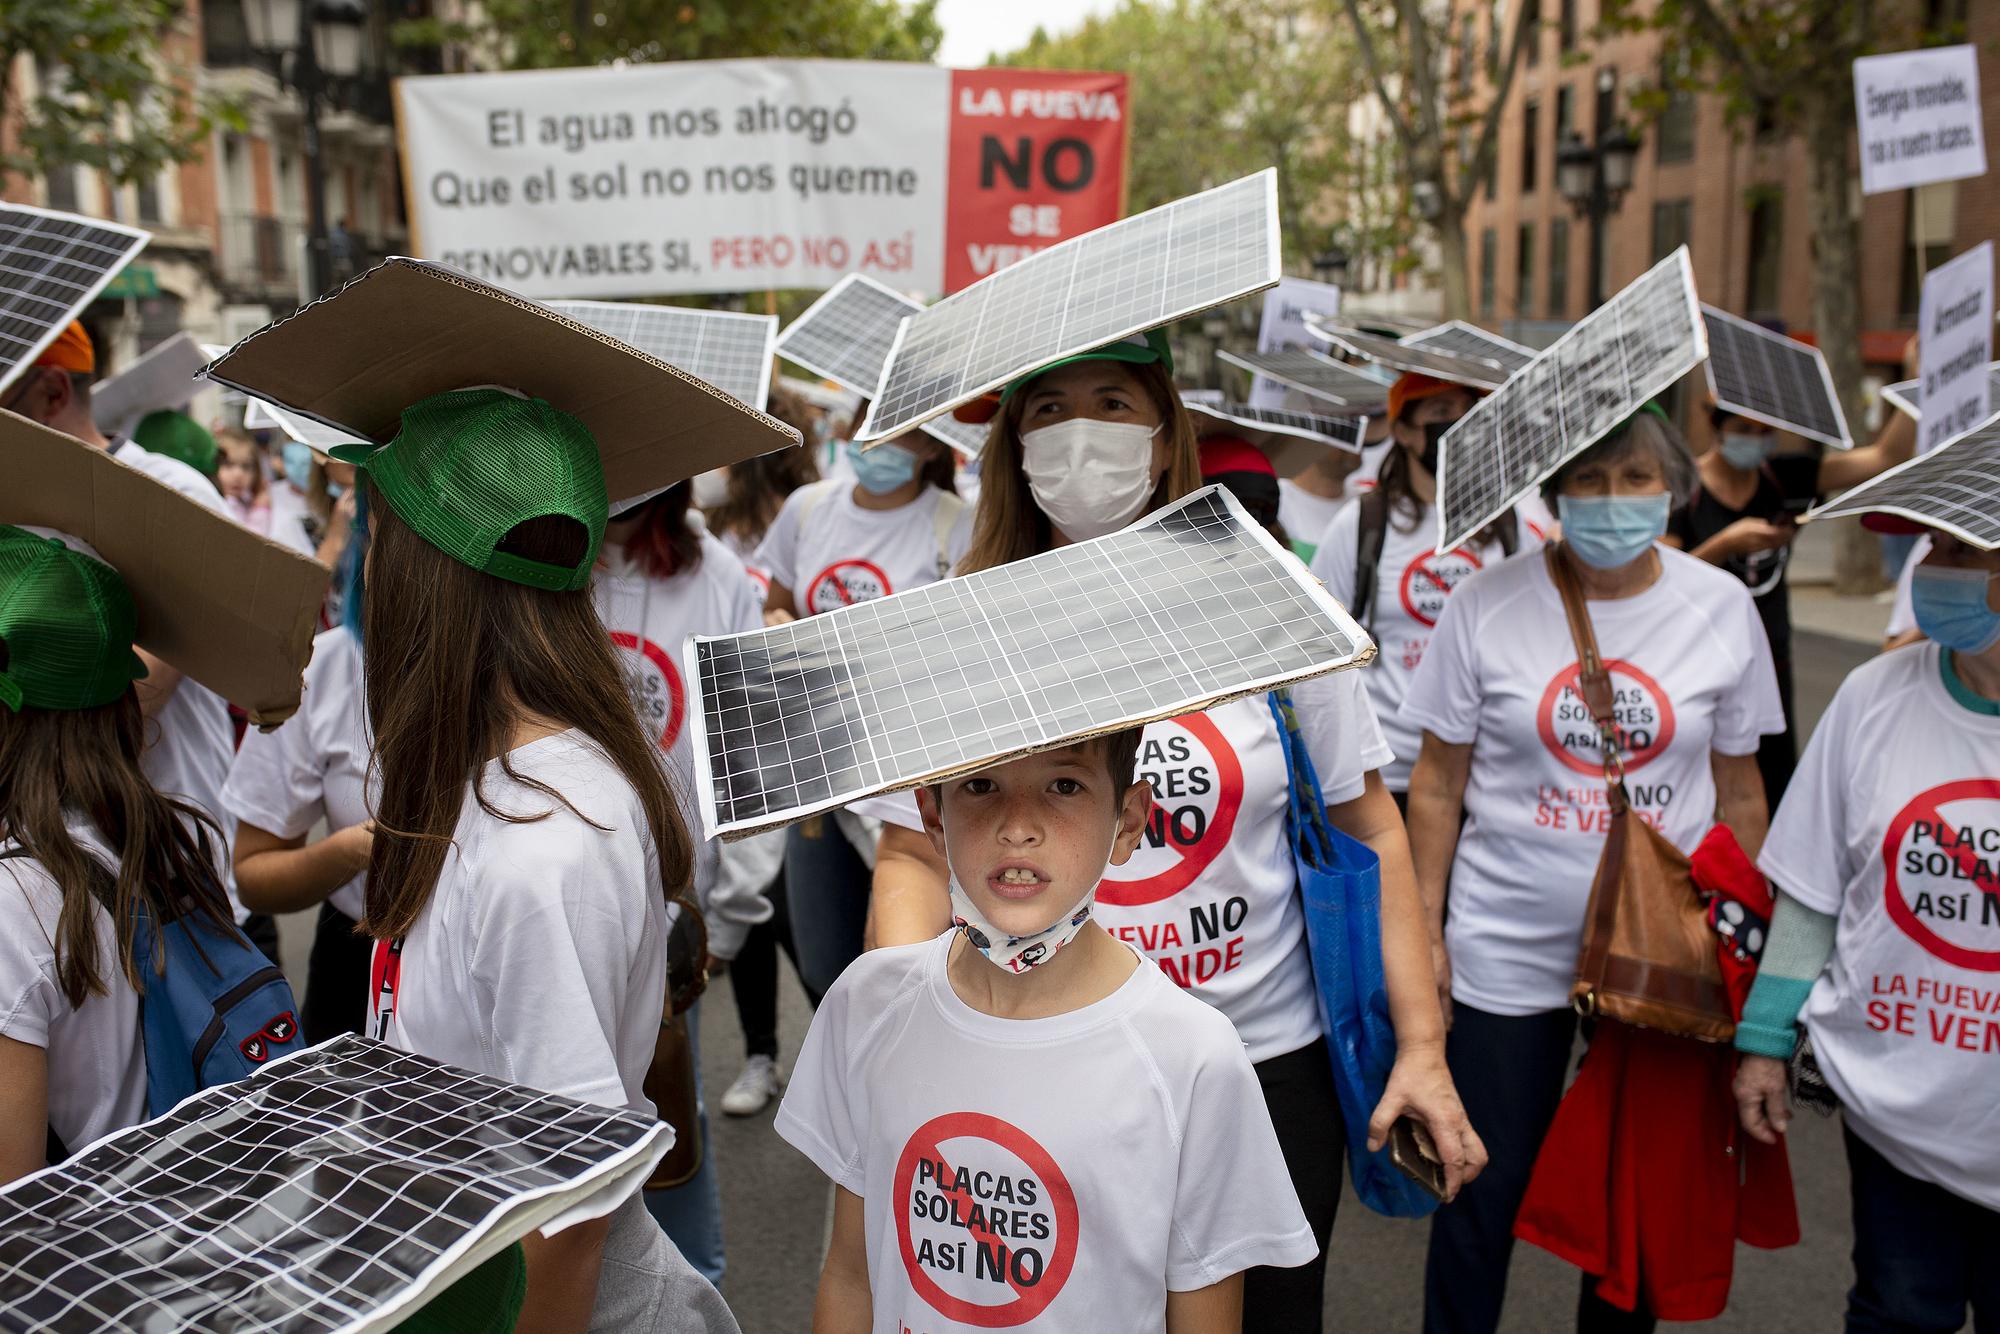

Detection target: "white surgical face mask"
[1020, 418, 1161, 542]
[691, 468, 730, 509]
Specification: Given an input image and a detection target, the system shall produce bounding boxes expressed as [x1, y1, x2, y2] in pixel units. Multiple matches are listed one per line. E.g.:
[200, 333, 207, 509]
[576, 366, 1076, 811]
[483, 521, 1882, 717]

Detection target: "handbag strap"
[1542, 543, 1629, 811]
[1267, 689, 1335, 869]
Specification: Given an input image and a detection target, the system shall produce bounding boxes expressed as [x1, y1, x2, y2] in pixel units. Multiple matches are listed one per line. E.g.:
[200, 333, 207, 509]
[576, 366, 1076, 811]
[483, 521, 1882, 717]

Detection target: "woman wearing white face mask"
[869, 330, 1486, 1334]
[1404, 407, 1786, 1333]
[1666, 338, 1918, 802]
[1730, 524, 2000, 1333]
[753, 409, 973, 1006]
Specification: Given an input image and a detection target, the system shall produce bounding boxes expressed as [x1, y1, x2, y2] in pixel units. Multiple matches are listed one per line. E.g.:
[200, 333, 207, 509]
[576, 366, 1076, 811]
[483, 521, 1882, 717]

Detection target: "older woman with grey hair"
[1399, 407, 1785, 1334]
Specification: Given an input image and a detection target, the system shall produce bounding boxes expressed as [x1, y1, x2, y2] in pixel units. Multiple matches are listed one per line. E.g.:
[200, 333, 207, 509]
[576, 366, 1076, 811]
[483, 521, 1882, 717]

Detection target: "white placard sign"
[1853, 44, 1987, 195]
[1248, 276, 1344, 409]
[1917, 240, 1995, 452]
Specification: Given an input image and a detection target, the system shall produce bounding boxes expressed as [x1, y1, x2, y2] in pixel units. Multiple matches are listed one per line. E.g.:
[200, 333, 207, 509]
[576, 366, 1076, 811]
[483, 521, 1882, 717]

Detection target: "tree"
[0, 0, 236, 192]
[1336, 0, 1538, 318]
[397, 0, 942, 70]
[1599, 0, 1964, 593]
[1002, 0, 1358, 266]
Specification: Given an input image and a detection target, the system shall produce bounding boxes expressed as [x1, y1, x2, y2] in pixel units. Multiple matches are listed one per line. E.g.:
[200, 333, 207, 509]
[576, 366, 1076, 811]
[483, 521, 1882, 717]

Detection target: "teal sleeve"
[1734, 891, 1838, 1060]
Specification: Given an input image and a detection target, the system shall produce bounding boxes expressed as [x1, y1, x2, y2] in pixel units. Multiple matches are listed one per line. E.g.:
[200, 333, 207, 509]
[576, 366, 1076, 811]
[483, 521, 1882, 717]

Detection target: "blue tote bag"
[1267, 690, 1439, 1219]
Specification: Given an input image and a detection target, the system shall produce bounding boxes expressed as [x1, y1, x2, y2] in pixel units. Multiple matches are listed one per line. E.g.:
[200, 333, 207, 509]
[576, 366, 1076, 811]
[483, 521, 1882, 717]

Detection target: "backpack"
[1350, 491, 1518, 632]
[794, 478, 967, 582]
[1, 844, 306, 1120]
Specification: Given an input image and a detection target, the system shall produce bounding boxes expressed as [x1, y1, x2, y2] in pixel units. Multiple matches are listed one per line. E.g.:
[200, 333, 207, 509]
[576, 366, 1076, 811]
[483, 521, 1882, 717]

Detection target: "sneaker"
[720, 1054, 784, 1117]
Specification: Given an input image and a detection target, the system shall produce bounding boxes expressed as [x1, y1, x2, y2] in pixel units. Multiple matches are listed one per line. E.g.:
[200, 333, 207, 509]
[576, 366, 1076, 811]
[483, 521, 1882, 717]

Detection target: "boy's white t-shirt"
[1760, 642, 2000, 1211]
[375, 731, 669, 1116]
[1400, 545, 1785, 1015]
[866, 675, 1393, 1065]
[221, 627, 371, 921]
[593, 533, 766, 958]
[776, 933, 1317, 1332]
[0, 823, 147, 1150]
[754, 482, 972, 615]
[1312, 496, 1552, 791]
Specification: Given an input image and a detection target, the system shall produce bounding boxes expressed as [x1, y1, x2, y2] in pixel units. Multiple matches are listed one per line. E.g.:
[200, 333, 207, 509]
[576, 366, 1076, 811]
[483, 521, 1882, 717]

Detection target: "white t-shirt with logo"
[754, 482, 972, 616]
[1276, 481, 1346, 560]
[221, 627, 370, 922]
[593, 533, 766, 959]
[1400, 546, 1784, 1015]
[1312, 496, 1552, 791]
[376, 731, 669, 1116]
[1342, 439, 1395, 498]
[777, 933, 1317, 1332]
[1760, 642, 2000, 1210]
[869, 673, 1393, 1065]
[710, 521, 775, 605]
[0, 822, 147, 1151]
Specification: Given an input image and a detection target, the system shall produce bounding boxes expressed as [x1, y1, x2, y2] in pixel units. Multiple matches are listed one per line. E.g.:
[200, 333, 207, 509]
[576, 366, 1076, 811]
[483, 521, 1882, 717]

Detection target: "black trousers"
[303, 902, 372, 1044]
[1243, 1037, 1343, 1334]
[1422, 1003, 1655, 1334]
[1844, 1124, 2000, 1332]
[727, 866, 800, 1061]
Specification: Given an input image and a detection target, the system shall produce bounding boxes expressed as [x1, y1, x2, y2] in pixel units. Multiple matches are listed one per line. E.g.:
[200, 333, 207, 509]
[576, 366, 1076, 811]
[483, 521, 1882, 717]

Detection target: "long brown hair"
[706, 389, 821, 546]
[0, 694, 234, 1007]
[960, 359, 1202, 574]
[359, 489, 699, 950]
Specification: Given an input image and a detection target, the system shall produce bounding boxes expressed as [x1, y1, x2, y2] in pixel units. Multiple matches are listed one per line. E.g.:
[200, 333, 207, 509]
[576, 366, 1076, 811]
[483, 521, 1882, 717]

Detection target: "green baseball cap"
[0, 526, 146, 712]
[132, 410, 219, 478]
[999, 328, 1175, 406]
[329, 388, 609, 593]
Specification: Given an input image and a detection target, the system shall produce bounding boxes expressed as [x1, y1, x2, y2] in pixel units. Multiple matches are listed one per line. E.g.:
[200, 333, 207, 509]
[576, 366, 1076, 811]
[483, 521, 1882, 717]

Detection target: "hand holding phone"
[1388, 1116, 1449, 1201]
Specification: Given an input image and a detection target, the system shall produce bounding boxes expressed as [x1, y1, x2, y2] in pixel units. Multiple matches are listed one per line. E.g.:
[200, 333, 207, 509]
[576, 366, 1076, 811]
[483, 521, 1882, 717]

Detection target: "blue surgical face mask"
[1718, 431, 1774, 471]
[280, 441, 314, 487]
[1910, 565, 2000, 653]
[847, 440, 919, 496]
[1557, 493, 1672, 570]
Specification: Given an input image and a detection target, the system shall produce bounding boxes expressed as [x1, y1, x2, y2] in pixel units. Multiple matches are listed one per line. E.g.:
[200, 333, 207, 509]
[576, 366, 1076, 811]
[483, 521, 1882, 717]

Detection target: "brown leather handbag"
[644, 903, 712, 1191]
[1546, 544, 1735, 1043]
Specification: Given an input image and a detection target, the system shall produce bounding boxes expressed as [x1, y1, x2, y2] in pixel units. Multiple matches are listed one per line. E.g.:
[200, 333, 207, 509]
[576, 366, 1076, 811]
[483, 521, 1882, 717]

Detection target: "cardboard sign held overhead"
[90, 333, 213, 438]
[1249, 277, 1344, 410]
[1853, 44, 1987, 196]
[0, 412, 328, 724]
[200, 259, 802, 504]
[1917, 241, 1994, 453]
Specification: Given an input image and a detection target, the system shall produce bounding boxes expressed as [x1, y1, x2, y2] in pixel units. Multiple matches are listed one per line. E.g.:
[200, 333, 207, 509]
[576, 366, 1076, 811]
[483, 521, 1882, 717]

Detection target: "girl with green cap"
[0, 527, 238, 1184]
[346, 387, 738, 1332]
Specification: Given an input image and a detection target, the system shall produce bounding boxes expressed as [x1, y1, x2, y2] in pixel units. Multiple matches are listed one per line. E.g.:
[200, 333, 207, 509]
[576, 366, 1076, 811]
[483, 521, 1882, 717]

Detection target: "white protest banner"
[393, 60, 1127, 298]
[1248, 277, 1344, 410]
[1853, 44, 1987, 196]
[1917, 240, 1994, 452]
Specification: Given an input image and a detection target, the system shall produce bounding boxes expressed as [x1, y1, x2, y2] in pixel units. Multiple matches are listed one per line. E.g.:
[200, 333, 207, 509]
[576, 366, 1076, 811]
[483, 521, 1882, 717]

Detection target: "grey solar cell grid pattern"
[0, 205, 150, 394]
[1402, 321, 1537, 375]
[0, 1036, 665, 1334]
[856, 170, 1281, 443]
[1307, 320, 1513, 390]
[546, 299, 776, 410]
[1700, 304, 1852, 448]
[1435, 247, 1707, 554]
[1809, 408, 2000, 549]
[688, 484, 1371, 838]
[1880, 364, 2000, 420]
[1217, 348, 1387, 408]
[1185, 398, 1368, 452]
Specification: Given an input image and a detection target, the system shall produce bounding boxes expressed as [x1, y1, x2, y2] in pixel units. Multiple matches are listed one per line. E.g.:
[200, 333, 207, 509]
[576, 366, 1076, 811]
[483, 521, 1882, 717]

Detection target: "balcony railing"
[218, 212, 304, 292]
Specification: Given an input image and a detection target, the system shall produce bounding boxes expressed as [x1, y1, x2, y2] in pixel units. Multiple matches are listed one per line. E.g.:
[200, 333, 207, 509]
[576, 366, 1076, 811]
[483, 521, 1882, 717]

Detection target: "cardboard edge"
[1215, 349, 1375, 409]
[1806, 406, 2000, 547]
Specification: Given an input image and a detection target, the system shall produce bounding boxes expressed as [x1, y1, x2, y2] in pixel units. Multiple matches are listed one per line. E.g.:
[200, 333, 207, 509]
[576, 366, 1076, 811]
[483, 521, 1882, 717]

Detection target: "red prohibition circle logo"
[1398, 547, 1483, 628]
[1535, 658, 1676, 776]
[806, 558, 893, 613]
[1098, 713, 1245, 907]
[894, 1112, 1080, 1327]
[1881, 778, 2000, 972]
[610, 632, 686, 750]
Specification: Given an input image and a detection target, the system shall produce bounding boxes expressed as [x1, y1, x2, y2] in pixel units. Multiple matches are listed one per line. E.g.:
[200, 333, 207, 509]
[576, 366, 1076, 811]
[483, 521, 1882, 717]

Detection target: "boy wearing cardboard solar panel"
[777, 729, 1315, 1334]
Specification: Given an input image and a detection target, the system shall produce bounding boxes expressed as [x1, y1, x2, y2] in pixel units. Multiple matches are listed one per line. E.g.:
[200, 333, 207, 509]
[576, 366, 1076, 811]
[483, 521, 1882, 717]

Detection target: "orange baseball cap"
[1387, 371, 1479, 423]
[34, 321, 95, 374]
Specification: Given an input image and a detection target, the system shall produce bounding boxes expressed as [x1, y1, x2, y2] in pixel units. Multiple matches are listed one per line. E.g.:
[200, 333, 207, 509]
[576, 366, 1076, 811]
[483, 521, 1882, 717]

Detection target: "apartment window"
[1479, 227, 1498, 319]
[1523, 0, 1542, 66]
[1516, 222, 1536, 318]
[136, 173, 162, 224]
[1521, 99, 1540, 193]
[1556, 84, 1575, 143]
[44, 165, 78, 213]
[1458, 14, 1478, 94]
[1488, 0, 1508, 77]
[1745, 193, 1784, 317]
[1548, 217, 1571, 318]
[1657, 52, 1696, 163]
[1559, 0, 1578, 49]
[1650, 198, 1692, 262]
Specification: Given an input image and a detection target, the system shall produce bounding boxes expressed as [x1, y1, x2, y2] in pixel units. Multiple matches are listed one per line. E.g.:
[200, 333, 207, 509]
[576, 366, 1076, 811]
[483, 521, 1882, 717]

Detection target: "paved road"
[269, 629, 1884, 1331]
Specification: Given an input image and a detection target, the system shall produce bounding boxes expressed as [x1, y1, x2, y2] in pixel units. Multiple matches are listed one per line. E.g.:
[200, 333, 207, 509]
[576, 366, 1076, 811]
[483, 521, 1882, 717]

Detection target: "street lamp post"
[1556, 120, 1641, 311]
[238, 0, 368, 301]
